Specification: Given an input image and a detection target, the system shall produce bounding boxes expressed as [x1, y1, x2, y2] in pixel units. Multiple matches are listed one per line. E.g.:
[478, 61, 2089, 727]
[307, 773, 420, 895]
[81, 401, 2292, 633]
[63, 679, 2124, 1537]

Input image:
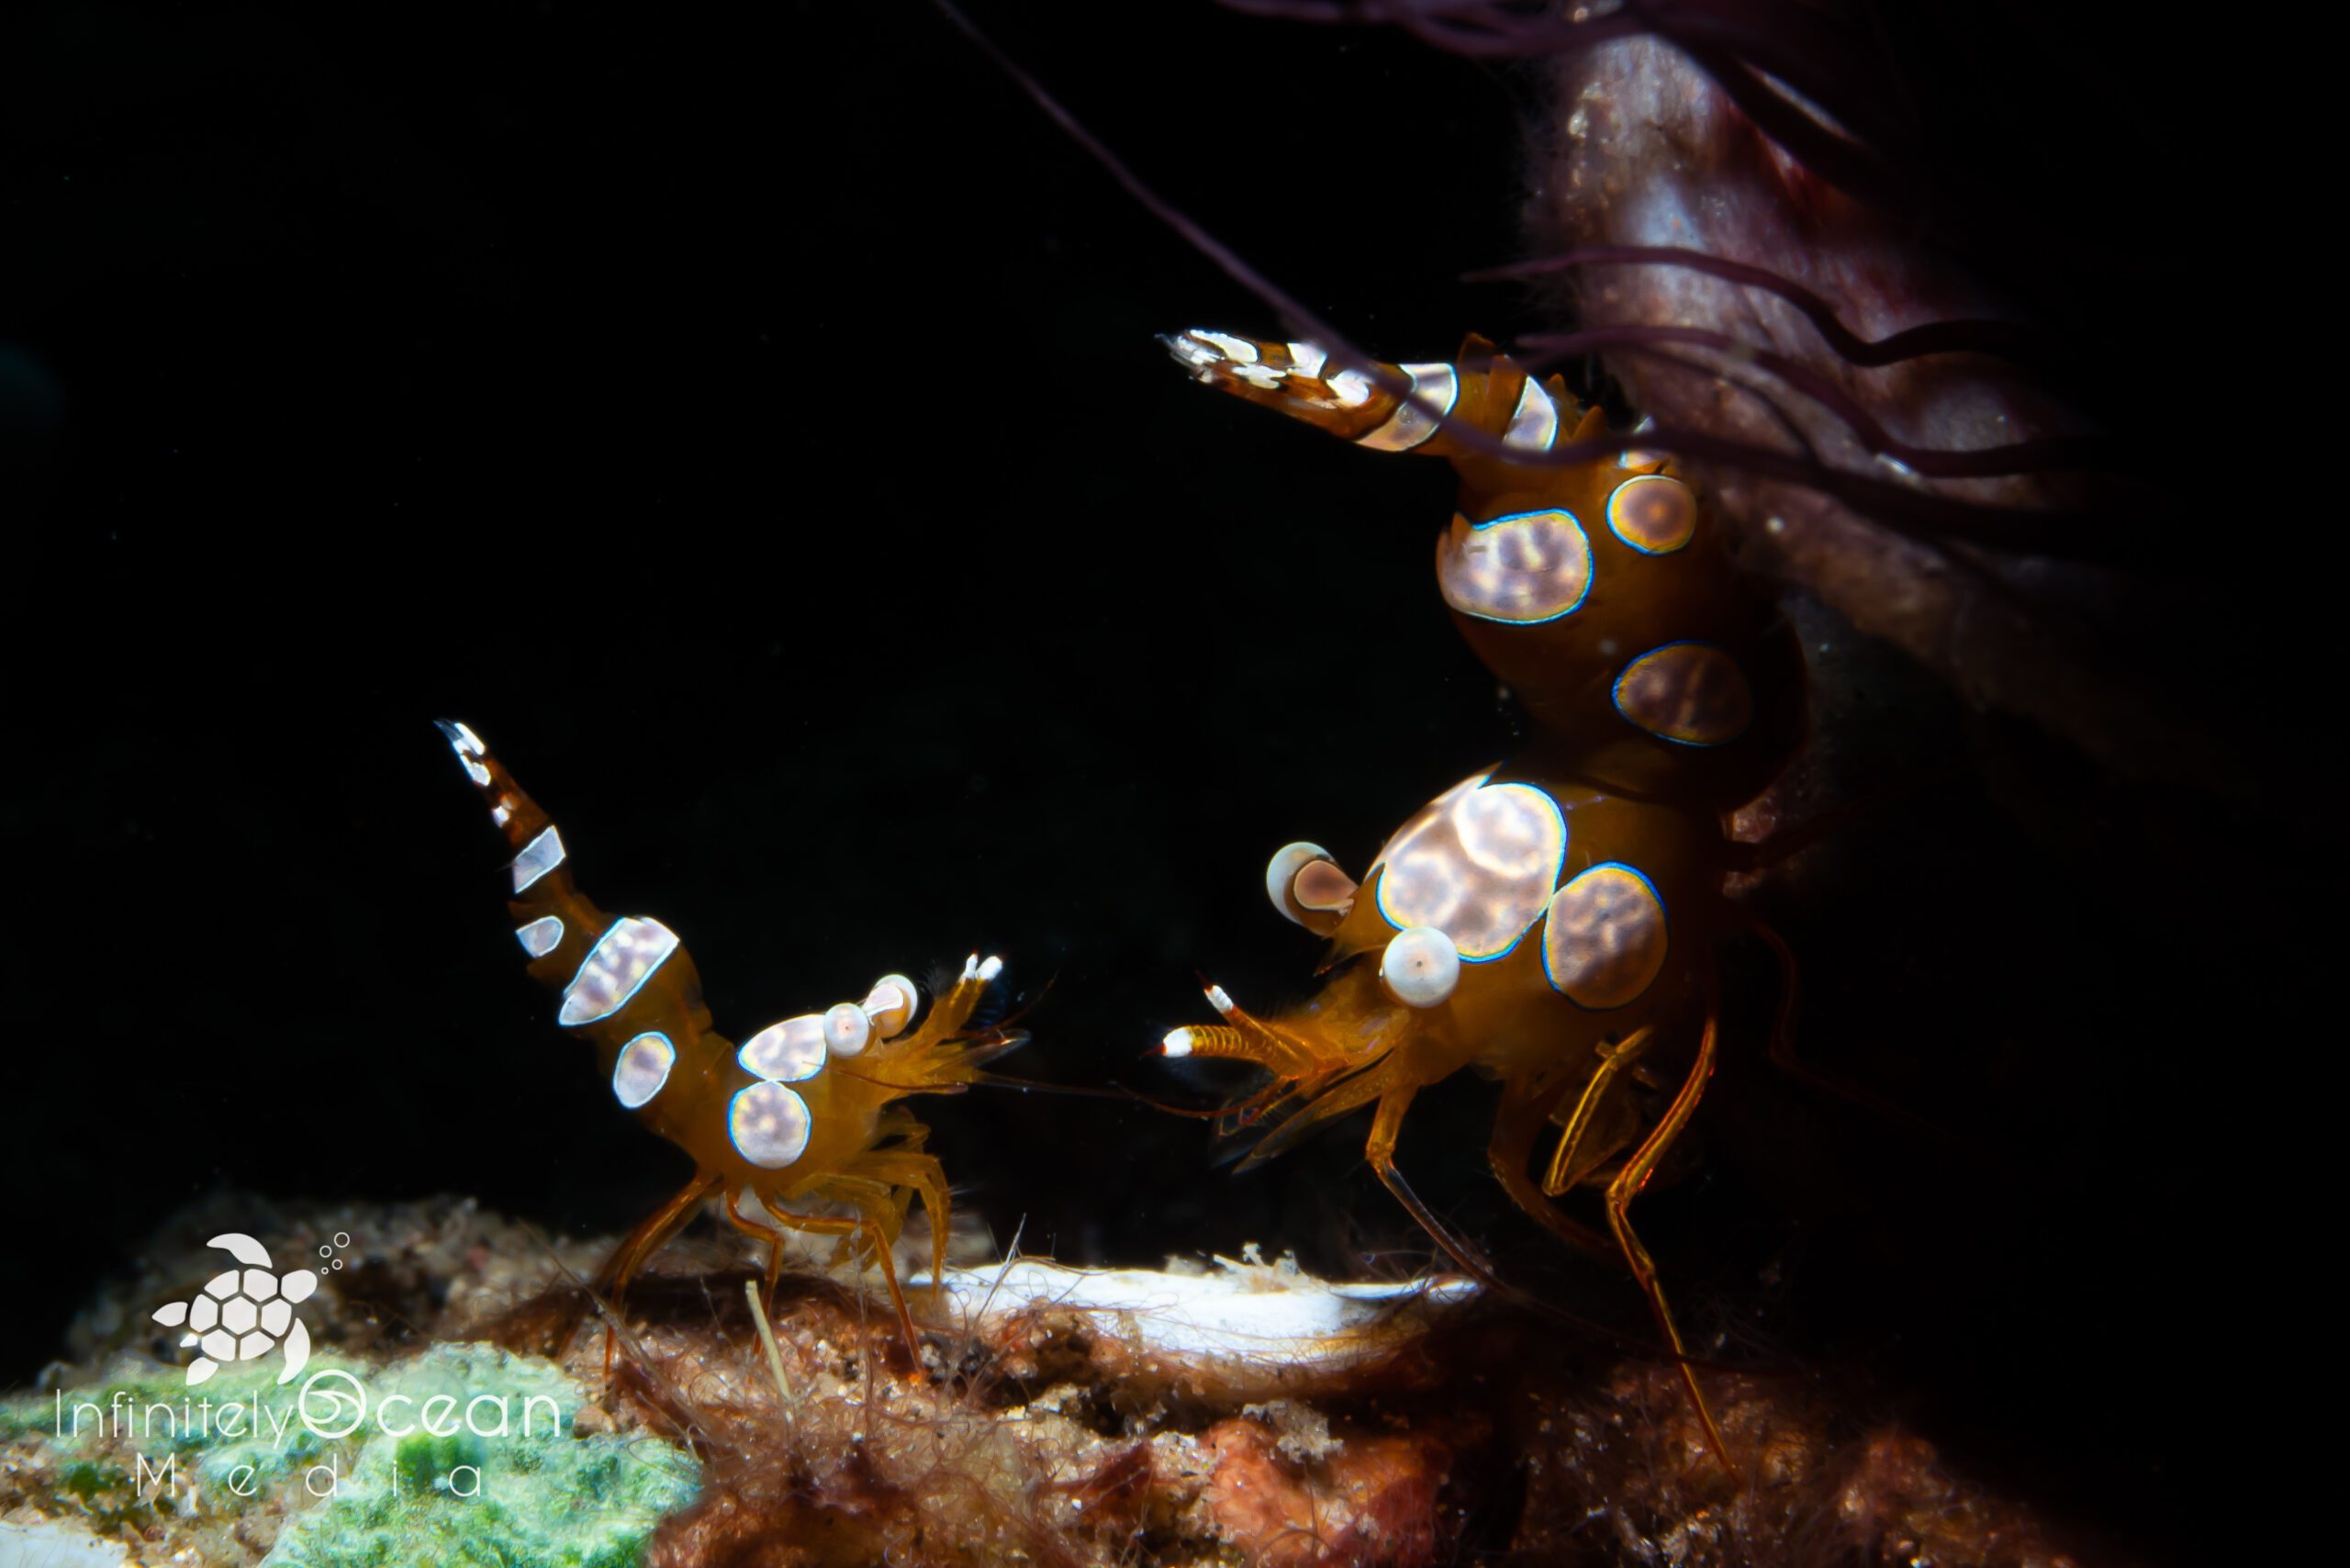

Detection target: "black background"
[1, 3, 2277, 1562]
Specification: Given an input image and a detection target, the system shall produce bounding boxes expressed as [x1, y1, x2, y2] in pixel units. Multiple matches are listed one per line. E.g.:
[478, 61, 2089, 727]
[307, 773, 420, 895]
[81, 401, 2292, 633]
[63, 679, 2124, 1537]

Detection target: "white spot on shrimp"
[556, 916, 679, 1026]
[611, 1032, 676, 1109]
[1196, 330, 1259, 362]
[514, 915, 564, 958]
[1328, 368, 1374, 408]
[1372, 774, 1564, 959]
[509, 826, 565, 893]
[729, 1081, 812, 1169]
[1358, 363, 1458, 453]
[1505, 375, 1559, 453]
[740, 1014, 827, 1082]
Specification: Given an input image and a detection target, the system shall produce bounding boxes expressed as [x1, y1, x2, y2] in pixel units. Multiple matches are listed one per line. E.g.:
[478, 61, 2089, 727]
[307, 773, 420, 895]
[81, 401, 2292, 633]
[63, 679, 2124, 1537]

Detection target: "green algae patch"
[392, 1428, 491, 1495]
[3, 1343, 700, 1567]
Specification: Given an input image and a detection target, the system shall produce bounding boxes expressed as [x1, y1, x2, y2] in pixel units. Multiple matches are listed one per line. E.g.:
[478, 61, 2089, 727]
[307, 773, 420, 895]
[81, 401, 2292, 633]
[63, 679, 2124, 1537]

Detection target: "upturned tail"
[1162, 327, 1601, 461]
[434, 719, 723, 1058]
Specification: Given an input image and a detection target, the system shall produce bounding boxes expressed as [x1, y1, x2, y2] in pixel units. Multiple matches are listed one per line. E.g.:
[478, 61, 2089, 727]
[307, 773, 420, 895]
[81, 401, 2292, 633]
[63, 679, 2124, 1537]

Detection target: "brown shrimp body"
[1173, 330, 1802, 806]
[436, 721, 1021, 1361]
[1327, 769, 1719, 1074]
[1161, 329, 1806, 1467]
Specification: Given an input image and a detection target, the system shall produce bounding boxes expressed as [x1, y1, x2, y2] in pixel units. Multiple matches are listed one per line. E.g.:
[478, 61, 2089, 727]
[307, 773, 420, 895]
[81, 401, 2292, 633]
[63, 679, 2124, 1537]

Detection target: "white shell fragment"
[0, 1520, 136, 1568]
[822, 1002, 871, 1058]
[910, 1254, 1479, 1393]
[740, 1014, 827, 1082]
[611, 1031, 677, 1109]
[556, 916, 680, 1025]
[729, 1081, 812, 1169]
[1381, 926, 1461, 1007]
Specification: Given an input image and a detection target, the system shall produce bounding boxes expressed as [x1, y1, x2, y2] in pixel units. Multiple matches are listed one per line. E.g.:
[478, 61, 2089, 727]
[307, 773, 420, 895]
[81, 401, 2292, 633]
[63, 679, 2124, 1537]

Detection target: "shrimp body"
[1162, 330, 1806, 1465]
[437, 721, 1020, 1358]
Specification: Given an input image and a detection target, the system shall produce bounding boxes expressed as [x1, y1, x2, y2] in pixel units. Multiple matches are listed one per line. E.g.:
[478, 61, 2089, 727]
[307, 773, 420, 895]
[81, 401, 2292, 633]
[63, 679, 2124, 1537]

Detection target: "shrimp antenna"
[966, 1070, 1232, 1120]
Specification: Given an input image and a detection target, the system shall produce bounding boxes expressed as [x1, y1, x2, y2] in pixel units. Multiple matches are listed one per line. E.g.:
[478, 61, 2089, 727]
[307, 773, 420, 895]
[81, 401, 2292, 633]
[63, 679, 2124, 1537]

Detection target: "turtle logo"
[151, 1234, 321, 1386]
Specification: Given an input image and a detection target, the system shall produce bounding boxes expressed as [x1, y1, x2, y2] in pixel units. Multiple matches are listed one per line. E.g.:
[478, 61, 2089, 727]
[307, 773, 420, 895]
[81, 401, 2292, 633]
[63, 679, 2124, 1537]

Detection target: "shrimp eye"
[861, 974, 919, 1039]
[1380, 926, 1460, 1007]
[822, 1002, 871, 1058]
[1266, 841, 1357, 932]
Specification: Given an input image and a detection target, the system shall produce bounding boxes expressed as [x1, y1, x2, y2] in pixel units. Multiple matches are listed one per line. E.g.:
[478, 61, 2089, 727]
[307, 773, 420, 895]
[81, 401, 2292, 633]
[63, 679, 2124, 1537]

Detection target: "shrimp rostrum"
[436, 721, 1023, 1362]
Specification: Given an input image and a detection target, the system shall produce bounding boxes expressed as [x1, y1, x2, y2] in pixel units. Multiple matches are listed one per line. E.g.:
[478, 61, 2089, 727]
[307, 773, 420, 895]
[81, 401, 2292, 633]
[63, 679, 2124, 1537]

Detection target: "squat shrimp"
[436, 721, 1024, 1363]
[1158, 330, 1807, 1468]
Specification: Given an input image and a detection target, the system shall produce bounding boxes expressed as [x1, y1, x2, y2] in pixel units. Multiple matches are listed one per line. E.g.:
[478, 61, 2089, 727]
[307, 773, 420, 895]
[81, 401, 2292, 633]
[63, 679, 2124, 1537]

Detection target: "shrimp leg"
[597, 1170, 721, 1307]
[1603, 1001, 1732, 1474]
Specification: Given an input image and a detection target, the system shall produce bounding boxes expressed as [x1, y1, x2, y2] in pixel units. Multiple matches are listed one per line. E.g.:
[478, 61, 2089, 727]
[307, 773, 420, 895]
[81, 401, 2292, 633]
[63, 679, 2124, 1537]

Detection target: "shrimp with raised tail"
[436, 720, 1024, 1362]
[1158, 329, 1810, 1469]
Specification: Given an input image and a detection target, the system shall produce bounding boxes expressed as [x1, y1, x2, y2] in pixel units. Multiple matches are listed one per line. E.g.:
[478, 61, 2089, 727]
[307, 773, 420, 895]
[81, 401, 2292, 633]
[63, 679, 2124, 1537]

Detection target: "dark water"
[1, 5, 2284, 1562]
